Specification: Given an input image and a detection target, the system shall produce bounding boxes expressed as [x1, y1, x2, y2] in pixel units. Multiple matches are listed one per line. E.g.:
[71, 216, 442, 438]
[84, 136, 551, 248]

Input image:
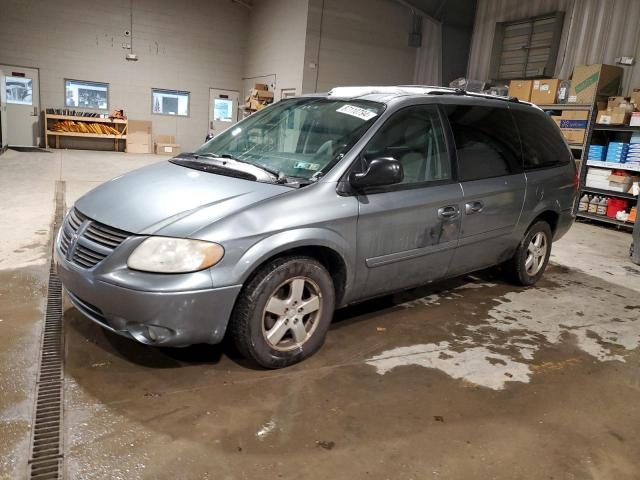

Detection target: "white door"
[0, 65, 40, 147]
[208, 88, 239, 137]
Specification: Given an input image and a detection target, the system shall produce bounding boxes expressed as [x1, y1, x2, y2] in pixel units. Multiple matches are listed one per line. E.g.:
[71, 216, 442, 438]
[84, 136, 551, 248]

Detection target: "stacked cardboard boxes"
[244, 83, 274, 111]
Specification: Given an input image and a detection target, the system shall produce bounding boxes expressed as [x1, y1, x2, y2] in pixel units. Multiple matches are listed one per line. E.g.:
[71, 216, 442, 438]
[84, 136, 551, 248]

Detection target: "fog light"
[147, 326, 158, 341]
[127, 323, 174, 344]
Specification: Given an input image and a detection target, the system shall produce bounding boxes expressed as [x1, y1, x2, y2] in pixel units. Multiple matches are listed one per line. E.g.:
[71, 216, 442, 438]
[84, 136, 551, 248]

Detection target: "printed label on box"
[164, 146, 172, 153]
[559, 120, 587, 128]
[540, 84, 549, 92]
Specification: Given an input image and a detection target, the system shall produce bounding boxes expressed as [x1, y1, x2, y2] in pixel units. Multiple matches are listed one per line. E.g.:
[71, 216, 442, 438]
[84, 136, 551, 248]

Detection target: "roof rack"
[327, 85, 537, 109]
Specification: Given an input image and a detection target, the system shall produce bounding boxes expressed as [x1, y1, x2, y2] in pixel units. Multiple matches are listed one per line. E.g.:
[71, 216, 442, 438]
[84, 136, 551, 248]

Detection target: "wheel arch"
[232, 229, 353, 306]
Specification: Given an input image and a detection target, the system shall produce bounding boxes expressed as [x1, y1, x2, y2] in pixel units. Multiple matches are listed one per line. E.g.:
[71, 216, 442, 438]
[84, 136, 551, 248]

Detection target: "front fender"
[231, 227, 355, 289]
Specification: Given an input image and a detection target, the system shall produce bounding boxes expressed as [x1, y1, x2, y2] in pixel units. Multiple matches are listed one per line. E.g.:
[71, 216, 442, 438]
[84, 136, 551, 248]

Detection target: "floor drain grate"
[28, 181, 66, 480]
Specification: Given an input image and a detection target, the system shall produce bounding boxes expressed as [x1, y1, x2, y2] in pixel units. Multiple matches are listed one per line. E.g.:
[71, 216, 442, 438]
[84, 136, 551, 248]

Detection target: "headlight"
[127, 237, 224, 273]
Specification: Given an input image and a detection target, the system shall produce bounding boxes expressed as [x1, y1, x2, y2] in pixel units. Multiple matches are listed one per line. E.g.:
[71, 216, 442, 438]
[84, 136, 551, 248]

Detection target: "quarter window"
[364, 105, 450, 185]
[445, 105, 521, 182]
[511, 108, 570, 169]
[65, 79, 109, 110]
[152, 89, 189, 116]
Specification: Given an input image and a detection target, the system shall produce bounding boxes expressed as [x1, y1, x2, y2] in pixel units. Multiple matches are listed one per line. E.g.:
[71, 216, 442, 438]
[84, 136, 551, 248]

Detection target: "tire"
[504, 221, 552, 286]
[229, 256, 336, 368]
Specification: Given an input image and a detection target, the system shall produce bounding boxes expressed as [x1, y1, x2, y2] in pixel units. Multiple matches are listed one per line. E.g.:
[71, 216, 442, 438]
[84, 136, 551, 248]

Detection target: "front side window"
[195, 98, 384, 180]
[152, 89, 189, 116]
[65, 79, 108, 110]
[445, 105, 521, 182]
[363, 105, 450, 185]
[6, 76, 33, 105]
[511, 108, 570, 170]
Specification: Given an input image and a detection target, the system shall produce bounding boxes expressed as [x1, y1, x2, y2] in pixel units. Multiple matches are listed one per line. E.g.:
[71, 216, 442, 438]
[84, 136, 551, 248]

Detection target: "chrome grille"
[58, 208, 131, 269]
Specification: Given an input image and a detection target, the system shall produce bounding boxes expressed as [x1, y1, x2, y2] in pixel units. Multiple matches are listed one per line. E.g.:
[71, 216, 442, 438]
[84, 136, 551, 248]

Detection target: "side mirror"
[349, 157, 404, 189]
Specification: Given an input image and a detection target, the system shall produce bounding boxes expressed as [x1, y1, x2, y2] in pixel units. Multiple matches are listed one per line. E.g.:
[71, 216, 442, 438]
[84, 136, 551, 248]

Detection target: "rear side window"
[444, 105, 521, 182]
[511, 109, 570, 170]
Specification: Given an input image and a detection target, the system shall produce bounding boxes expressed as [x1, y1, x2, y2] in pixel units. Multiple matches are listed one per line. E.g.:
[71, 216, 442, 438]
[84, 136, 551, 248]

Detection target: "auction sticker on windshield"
[336, 105, 378, 121]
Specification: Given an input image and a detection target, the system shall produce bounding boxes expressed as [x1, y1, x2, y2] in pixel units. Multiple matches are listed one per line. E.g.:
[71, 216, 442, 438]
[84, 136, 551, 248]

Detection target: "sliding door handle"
[437, 205, 459, 219]
[465, 201, 484, 214]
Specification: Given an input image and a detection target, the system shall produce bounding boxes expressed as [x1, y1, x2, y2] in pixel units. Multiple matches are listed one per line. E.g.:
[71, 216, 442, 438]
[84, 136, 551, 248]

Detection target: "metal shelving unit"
[579, 123, 639, 231]
[539, 103, 639, 232]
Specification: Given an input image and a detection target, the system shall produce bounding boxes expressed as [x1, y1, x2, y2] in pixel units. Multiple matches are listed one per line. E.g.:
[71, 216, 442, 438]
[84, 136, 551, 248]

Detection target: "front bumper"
[55, 244, 242, 347]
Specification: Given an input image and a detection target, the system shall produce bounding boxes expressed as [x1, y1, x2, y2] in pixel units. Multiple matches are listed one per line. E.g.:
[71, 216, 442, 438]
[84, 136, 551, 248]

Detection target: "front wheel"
[229, 256, 335, 368]
[504, 221, 552, 286]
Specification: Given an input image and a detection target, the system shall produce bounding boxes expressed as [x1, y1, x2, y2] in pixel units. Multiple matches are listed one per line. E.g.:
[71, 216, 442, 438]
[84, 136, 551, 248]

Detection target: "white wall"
[0, 0, 249, 151]
[303, 0, 418, 93]
[243, 0, 309, 100]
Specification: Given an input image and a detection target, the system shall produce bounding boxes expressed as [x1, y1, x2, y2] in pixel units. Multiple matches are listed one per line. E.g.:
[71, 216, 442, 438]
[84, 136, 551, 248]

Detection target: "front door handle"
[465, 201, 484, 214]
[437, 205, 459, 219]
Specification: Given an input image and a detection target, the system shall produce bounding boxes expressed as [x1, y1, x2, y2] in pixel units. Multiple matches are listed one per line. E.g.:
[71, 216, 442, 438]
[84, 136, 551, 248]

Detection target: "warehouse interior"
[1, 0, 640, 478]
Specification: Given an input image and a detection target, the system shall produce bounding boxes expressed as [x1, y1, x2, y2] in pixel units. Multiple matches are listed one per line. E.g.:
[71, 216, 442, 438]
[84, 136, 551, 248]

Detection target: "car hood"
[75, 161, 290, 235]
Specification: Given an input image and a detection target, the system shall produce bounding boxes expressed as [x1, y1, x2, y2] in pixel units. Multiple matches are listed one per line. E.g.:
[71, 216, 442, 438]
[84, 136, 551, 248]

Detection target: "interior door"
[443, 103, 527, 275]
[208, 88, 239, 138]
[353, 104, 463, 299]
[0, 65, 40, 147]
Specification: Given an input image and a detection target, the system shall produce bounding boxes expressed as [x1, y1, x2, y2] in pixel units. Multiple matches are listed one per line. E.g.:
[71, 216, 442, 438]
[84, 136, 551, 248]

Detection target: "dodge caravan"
[56, 86, 577, 368]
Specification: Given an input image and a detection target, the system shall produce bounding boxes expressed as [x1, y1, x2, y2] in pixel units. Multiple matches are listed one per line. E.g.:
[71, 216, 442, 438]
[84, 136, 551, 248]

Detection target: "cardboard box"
[630, 112, 640, 127]
[253, 83, 269, 91]
[552, 110, 589, 144]
[530, 79, 560, 104]
[154, 134, 180, 156]
[127, 120, 152, 154]
[630, 89, 640, 110]
[568, 64, 623, 104]
[155, 143, 180, 155]
[607, 96, 630, 109]
[508, 80, 533, 101]
[249, 88, 274, 101]
[597, 108, 631, 125]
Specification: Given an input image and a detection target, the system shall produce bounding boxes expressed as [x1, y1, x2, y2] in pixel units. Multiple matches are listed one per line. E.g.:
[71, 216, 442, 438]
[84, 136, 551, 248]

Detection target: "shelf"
[586, 160, 640, 172]
[46, 130, 126, 139]
[581, 187, 638, 201]
[538, 104, 593, 110]
[569, 144, 584, 150]
[45, 114, 127, 124]
[593, 125, 640, 132]
[577, 211, 634, 228]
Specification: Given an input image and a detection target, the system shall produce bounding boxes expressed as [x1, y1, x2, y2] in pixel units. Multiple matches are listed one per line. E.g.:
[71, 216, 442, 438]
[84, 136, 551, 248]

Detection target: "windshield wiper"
[195, 152, 286, 183]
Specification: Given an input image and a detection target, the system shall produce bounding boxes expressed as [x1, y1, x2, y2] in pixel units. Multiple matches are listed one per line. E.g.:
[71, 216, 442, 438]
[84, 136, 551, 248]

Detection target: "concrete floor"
[1, 149, 640, 479]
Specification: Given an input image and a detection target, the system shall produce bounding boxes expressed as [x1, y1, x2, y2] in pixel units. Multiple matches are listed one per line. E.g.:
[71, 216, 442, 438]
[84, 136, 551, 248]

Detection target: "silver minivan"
[56, 86, 577, 368]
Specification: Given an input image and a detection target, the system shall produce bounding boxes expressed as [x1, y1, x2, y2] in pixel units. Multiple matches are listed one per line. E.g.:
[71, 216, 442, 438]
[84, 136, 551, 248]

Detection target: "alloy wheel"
[261, 276, 323, 351]
[525, 231, 547, 276]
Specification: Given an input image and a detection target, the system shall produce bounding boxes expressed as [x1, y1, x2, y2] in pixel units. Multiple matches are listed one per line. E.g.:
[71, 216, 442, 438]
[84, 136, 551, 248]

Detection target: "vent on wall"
[490, 11, 565, 81]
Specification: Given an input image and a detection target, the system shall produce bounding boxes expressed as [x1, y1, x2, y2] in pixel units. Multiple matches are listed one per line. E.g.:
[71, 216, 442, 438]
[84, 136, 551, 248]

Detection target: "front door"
[0, 65, 40, 147]
[354, 104, 463, 299]
[208, 88, 239, 138]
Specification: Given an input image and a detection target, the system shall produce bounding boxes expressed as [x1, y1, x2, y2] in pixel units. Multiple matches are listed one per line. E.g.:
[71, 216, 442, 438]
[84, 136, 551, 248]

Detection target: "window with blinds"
[489, 12, 565, 81]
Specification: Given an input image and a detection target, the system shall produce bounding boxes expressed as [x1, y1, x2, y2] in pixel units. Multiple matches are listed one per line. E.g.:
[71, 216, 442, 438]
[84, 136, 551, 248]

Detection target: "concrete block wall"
[0, 0, 248, 151]
[243, 0, 309, 101]
[303, 0, 417, 93]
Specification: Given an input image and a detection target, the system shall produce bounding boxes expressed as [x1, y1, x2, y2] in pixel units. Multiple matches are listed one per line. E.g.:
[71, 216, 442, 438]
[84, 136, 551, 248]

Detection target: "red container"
[607, 198, 628, 218]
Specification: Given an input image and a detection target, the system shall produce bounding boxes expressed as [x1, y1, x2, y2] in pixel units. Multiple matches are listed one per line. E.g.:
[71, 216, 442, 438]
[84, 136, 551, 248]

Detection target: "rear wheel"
[504, 221, 552, 286]
[230, 256, 335, 368]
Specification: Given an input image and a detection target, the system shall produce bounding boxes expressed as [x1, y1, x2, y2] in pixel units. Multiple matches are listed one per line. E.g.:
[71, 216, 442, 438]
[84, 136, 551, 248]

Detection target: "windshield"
[194, 97, 385, 181]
